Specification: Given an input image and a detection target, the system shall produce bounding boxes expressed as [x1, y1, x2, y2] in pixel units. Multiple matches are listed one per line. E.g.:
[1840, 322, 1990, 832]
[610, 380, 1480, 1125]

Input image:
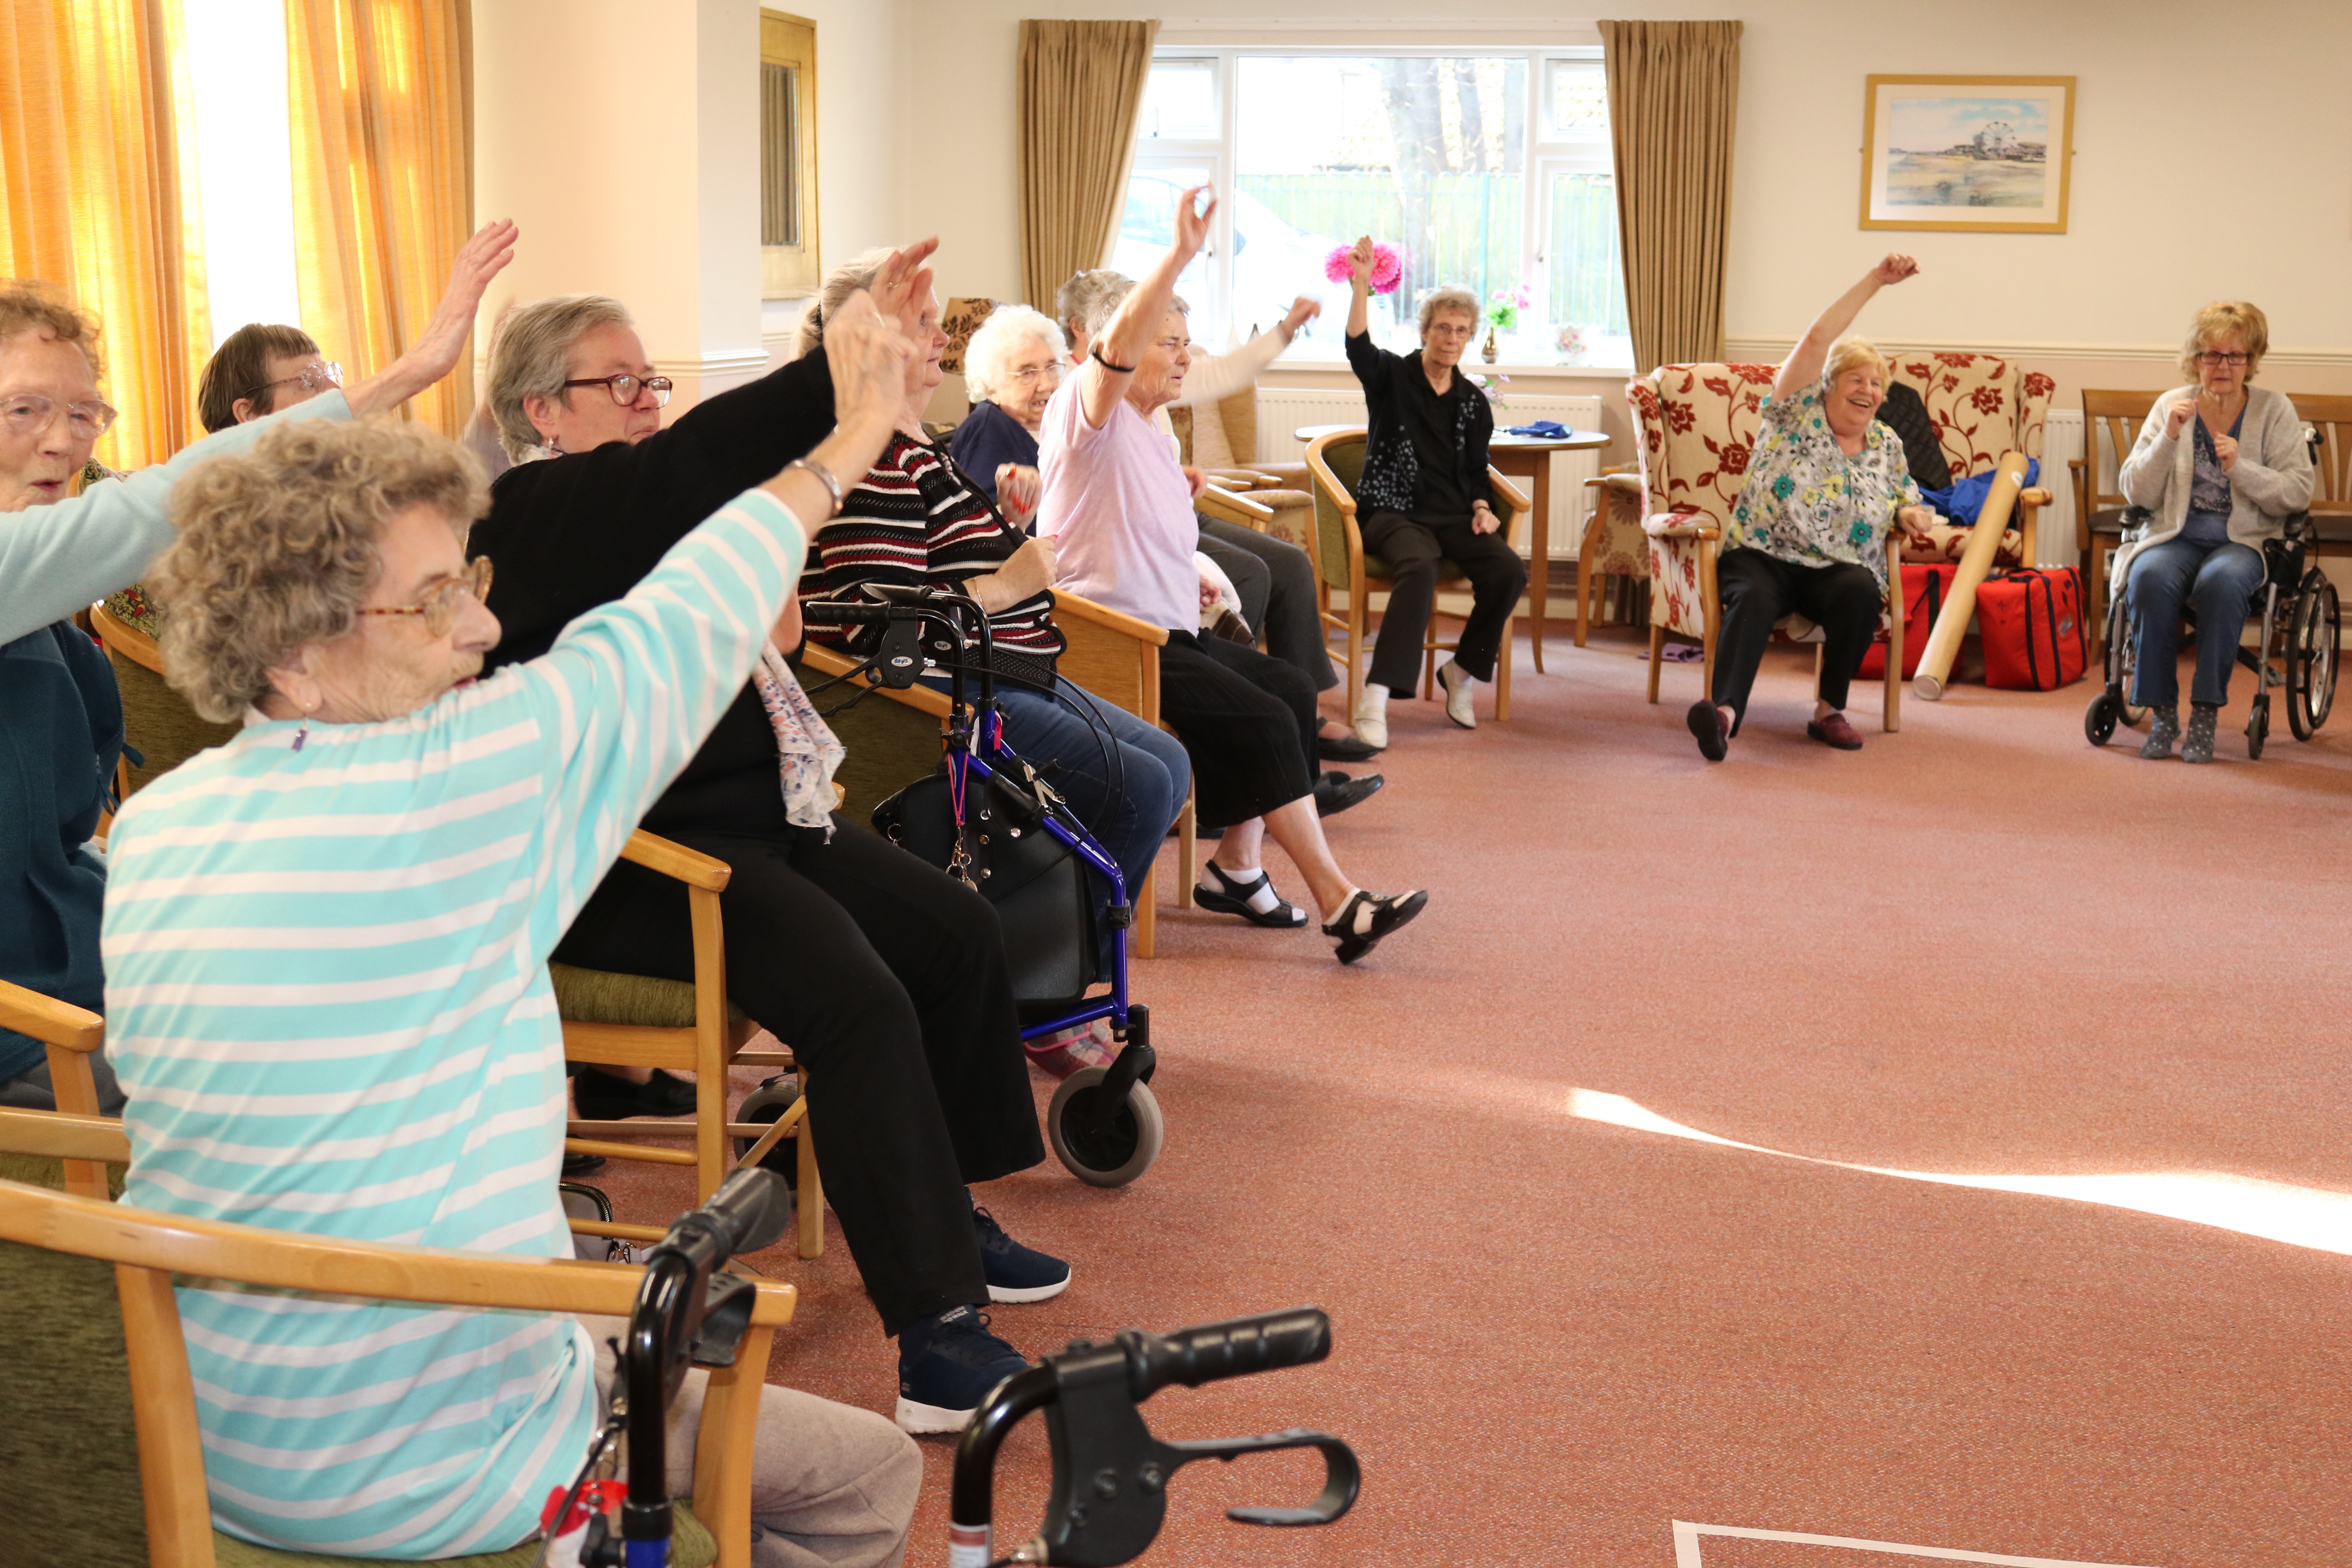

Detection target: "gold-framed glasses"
[563, 373, 673, 408]
[356, 556, 494, 638]
[249, 361, 343, 399]
[0, 391, 118, 439]
[1005, 363, 1065, 386]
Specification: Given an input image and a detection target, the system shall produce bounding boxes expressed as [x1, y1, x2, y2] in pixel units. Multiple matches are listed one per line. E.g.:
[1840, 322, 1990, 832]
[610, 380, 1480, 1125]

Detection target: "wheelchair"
[2084, 506, 2339, 758]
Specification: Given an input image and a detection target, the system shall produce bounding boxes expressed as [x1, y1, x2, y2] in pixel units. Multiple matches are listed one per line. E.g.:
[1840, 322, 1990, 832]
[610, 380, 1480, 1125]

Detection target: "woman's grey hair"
[1056, 269, 1125, 338]
[793, 248, 896, 359]
[1418, 288, 1479, 338]
[1081, 279, 1189, 343]
[486, 294, 633, 461]
[963, 305, 1069, 404]
[148, 420, 489, 722]
[2181, 300, 2270, 381]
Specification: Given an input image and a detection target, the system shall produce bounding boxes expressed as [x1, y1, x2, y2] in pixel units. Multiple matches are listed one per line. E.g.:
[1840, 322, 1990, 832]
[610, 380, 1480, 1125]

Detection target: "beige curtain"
[1598, 20, 1742, 372]
[0, 0, 208, 468]
[1016, 19, 1158, 313]
[285, 0, 474, 436]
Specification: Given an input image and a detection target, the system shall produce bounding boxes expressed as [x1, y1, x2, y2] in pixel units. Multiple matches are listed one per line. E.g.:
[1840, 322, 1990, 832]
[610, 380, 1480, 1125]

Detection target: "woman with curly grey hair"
[950, 302, 1066, 505]
[107, 296, 927, 1564]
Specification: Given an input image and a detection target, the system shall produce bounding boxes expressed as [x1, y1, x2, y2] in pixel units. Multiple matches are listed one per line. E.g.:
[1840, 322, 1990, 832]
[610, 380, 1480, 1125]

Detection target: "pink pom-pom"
[1323, 242, 1407, 294]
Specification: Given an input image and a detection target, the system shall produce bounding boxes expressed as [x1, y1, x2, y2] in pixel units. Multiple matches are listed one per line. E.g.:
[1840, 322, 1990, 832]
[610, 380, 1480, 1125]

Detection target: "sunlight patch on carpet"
[1672, 1520, 2163, 1567]
[1571, 1091, 2352, 1258]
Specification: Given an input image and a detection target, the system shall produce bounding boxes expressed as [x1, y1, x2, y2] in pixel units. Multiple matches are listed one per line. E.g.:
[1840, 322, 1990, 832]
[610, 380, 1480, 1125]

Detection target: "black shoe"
[1686, 699, 1728, 762]
[895, 1305, 1029, 1434]
[971, 1192, 1071, 1302]
[572, 1066, 698, 1120]
[1317, 728, 1382, 762]
[1312, 771, 1384, 817]
[1321, 888, 1428, 964]
[560, 1150, 607, 1177]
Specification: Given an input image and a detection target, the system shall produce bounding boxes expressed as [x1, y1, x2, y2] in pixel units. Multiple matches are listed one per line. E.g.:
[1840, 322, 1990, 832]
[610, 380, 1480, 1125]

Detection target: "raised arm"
[1079, 186, 1215, 429]
[1775, 254, 1917, 401]
[1172, 310, 1301, 409]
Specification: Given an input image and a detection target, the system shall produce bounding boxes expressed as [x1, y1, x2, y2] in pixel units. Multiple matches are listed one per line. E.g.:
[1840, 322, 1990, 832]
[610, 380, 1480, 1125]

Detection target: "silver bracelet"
[786, 457, 844, 517]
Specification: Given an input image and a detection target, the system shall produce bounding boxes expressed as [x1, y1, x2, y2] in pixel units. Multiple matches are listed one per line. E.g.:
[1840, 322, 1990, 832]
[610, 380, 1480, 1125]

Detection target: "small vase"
[1480, 326, 1499, 364]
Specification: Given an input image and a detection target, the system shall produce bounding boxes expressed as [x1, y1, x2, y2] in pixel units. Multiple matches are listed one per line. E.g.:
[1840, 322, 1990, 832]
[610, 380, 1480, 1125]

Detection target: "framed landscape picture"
[1860, 74, 2074, 233]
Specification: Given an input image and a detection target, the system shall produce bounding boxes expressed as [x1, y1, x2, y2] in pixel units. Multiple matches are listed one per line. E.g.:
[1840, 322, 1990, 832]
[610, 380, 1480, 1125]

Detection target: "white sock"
[1325, 886, 1366, 930]
[1213, 861, 1281, 916]
[1356, 687, 1388, 719]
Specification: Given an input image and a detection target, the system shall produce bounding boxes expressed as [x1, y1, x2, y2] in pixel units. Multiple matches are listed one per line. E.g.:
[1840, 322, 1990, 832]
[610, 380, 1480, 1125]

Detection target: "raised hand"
[2212, 430, 2239, 471]
[820, 292, 915, 439]
[868, 238, 940, 342]
[996, 463, 1042, 521]
[1281, 296, 1322, 337]
[2166, 397, 2198, 439]
[1349, 236, 1376, 290]
[1173, 185, 1217, 258]
[1873, 253, 1920, 287]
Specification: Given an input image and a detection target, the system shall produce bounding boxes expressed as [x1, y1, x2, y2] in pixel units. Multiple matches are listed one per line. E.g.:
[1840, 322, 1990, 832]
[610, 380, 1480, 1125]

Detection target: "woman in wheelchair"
[2116, 301, 2314, 763]
[1688, 256, 1939, 760]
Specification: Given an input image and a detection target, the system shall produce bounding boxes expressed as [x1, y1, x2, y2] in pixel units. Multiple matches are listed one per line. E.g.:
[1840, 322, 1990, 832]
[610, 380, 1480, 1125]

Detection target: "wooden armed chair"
[1578, 466, 1648, 645]
[797, 642, 951, 823]
[1044, 590, 1194, 960]
[0, 977, 111, 1199]
[2289, 394, 2352, 567]
[1625, 365, 1910, 730]
[1302, 428, 1531, 725]
[90, 600, 239, 801]
[2069, 389, 2162, 653]
[554, 830, 820, 1257]
[0, 1107, 788, 1568]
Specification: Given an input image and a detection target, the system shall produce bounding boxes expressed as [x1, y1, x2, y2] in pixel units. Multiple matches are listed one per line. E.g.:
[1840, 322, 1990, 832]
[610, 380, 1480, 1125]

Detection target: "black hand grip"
[1118, 1307, 1330, 1401]
[801, 601, 893, 625]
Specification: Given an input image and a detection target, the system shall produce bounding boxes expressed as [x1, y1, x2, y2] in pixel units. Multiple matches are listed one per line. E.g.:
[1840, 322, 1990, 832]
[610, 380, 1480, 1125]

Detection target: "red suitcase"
[1857, 562, 1958, 680]
[1978, 566, 2088, 690]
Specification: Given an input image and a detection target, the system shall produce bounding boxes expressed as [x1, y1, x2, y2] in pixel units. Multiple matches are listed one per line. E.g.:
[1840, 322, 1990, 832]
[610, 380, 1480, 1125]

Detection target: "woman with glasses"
[0, 223, 515, 1112]
[475, 261, 1075, 1435]
[194, 322, 343, 432]
[2116, 301, 2314, 762]
[951, 302, 1067, 506]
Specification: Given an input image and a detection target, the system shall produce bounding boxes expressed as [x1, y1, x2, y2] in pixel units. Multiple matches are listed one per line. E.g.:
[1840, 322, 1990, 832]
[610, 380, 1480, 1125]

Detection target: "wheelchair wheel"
[2287, 571, 2339, 740]
[1048, 1068, 1163, 1188]
[733, 1074, 803, 1185]
[2084, 691, 2119, 747]
[2248, 696, 2269, 760]
[2104, 594, 2147, 727]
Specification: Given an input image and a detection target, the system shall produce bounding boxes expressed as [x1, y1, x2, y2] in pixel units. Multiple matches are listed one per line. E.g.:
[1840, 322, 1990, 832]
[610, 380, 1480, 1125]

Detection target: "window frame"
[1123, 43, 1626, 365]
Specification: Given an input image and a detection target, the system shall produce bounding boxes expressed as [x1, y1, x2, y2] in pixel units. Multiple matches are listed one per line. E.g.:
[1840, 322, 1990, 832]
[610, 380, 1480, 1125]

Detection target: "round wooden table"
[1294, 423, 1613, 672]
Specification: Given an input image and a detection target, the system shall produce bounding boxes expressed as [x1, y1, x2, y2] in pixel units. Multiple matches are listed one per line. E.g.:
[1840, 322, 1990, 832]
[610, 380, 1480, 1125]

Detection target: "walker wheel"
[2248, 697, 2269, 760]
[2084, 691, 2118, 747]
[733, 1075, 802, 1185]
[1047, 1069, 1163, 1187]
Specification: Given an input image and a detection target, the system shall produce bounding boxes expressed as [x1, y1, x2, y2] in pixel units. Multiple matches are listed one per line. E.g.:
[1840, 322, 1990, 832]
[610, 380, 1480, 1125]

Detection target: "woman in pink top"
[1036, 186, 1427, 965]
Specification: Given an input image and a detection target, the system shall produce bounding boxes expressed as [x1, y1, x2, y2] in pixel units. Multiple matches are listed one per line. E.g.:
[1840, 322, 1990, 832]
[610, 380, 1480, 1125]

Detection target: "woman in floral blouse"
[1688, 255, 1939, 760]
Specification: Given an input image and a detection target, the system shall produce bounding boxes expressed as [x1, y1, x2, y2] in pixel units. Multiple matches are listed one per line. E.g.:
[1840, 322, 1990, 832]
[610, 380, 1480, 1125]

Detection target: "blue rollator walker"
[744, 584, 1163, 1186]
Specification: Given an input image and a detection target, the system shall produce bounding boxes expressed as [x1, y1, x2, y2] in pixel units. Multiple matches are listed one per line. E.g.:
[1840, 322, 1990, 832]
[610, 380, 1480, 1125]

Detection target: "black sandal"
[1321, 888, 1429, 965]
[1194, 862, 1310, 927]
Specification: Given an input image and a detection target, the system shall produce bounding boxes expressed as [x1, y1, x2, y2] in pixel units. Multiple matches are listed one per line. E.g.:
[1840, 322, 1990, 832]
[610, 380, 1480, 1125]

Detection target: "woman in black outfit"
[1338, 236, 1527, 746]
[468, 246, 1061, 1437]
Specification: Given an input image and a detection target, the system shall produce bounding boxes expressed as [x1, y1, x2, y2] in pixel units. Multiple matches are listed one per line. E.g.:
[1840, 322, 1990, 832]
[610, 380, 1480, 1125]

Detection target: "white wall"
[898, 0, 2352, 407]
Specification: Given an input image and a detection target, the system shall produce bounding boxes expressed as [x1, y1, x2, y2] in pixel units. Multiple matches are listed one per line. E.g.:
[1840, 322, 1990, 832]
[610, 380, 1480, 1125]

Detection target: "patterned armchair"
[1885, 350, 2055, 566]
[1625, 363, 1906, 731]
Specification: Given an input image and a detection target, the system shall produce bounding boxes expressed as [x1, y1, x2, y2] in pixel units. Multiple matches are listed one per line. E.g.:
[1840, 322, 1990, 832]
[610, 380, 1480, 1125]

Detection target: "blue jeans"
[2127, 536, 2267, 708]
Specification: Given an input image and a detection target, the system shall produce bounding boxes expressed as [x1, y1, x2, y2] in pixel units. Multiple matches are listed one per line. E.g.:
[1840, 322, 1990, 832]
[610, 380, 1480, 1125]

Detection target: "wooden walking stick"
[1912, 451, 2031, 701]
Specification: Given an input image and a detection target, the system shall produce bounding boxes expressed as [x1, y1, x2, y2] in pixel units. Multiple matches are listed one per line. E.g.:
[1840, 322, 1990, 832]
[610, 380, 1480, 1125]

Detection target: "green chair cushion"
[214, 1503, 717, 1568]
[550, 963, 747, 1031]
[107, 644, 241, 796]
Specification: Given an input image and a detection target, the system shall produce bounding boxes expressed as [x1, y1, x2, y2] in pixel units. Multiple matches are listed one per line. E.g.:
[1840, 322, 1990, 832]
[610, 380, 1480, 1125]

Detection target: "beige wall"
[898, 0, 2352, 417]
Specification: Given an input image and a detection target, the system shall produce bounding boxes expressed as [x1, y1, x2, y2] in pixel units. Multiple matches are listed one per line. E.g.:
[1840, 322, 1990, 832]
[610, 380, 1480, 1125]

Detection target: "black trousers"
[1359, 511, 1528, 691]
[1710, 548, 1882, 728]
[1158, 632, 1319, 829]
[1197, 515, 1338, 692]
[556, 815, 1041, 1337]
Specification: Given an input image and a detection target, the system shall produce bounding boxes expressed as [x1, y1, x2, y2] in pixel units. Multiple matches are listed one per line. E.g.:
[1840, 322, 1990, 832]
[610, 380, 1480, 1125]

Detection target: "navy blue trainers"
[895, 1305, 1028, 1434]
[972, 1194, 1071, 1303]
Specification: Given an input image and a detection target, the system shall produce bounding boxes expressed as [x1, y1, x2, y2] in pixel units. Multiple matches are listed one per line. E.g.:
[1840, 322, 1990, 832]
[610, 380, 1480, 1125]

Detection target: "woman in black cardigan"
[468, 246, 1068, 1437]
[1339, 236, 1527, 747]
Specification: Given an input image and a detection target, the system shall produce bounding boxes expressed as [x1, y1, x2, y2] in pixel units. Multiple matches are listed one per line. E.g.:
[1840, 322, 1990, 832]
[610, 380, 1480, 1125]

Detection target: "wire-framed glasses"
[1005, 363, 1065, 387]
[0, 391, 118, 439]
[563, 373, 673, 408]
[248, 361, 343, 399]
[355, 556, 494, 638]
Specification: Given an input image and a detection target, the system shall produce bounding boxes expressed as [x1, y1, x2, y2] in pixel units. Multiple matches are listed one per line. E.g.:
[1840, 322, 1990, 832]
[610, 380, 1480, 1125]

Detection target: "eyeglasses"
[564, 373, 673, 408]
[0, 391, 118, 439]
[247, 361, 343, 399]
[1005, 363, 1065, 386]
[356, 556, 494, 639]
[2197, 351, 2250, 367]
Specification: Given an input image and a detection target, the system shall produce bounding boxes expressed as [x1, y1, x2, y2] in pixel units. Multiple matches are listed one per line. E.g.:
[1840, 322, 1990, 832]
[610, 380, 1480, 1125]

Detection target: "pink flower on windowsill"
[1325, 242, 1404, 294]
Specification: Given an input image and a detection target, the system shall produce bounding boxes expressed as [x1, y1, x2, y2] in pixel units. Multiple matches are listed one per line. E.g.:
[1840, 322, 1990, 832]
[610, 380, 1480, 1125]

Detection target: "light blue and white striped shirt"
[105, 486, 806, 1558]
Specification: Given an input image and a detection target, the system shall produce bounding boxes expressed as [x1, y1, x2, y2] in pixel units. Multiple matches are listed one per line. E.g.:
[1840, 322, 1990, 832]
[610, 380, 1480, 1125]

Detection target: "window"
[760, 11, 820, 299]
[1115, 47, 1630, 368]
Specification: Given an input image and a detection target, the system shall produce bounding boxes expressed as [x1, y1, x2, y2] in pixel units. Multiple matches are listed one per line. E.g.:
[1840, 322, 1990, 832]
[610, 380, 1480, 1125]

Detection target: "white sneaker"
[1352, 685, 1389, 749]
[1438, 660, 1477, 729]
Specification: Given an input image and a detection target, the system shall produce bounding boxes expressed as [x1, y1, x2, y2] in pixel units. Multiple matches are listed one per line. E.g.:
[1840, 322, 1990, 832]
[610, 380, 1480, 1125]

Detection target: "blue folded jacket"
[1922, 457, 2039, 524]
[1504, 420, 1573, 439]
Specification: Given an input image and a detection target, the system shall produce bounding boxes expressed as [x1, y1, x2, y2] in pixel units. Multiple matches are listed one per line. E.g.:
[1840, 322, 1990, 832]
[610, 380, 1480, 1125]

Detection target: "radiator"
[1254, 386, 1608, 559]
[2035, 410, 2082, 568]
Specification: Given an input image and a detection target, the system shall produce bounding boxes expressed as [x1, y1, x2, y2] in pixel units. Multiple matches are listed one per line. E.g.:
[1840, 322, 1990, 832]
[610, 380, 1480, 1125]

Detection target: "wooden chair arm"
[1205, 467, 1283, 489]
[1195, 484, 1276, 531]
[621, 829, 732, 893]
[0, 1170, 797, 1325]
[0, 977, 103, 1054]
[2018, 487, 2052, 507]
[0, 1107, 128, 1163]
[797, 641, 954, 719]
[1486, 469, 1531, 515]
[91, 601, 165, 675]
[1642, 514, 1721, 542]
[1585, 472, 1644, 497]
[1050, 588, 1170, 646]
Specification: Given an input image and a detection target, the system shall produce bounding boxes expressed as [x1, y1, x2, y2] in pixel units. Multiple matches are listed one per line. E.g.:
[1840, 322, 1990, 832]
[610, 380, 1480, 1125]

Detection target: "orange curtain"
[285, 0, 472, 436]
[0, 0, 209, 469]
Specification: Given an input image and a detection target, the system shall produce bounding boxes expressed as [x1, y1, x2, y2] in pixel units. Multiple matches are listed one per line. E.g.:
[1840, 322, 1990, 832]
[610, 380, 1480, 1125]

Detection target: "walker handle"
[1119, 1308, 1330, 1402]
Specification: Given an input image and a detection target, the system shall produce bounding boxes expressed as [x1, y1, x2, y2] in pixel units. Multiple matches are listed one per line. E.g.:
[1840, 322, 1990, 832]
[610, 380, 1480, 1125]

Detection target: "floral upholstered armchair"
[1886, 350, 2055, 567]
[1623, 363, 1906, 731]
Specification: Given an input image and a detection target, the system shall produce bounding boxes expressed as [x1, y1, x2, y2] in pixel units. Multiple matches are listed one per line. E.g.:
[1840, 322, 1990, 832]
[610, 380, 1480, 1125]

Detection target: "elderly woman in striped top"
[103, 295, 923, 1565]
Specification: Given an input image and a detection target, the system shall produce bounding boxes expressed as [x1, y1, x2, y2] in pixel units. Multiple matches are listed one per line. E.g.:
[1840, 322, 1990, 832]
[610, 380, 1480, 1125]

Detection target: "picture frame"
[1859, 74, 2074, 233]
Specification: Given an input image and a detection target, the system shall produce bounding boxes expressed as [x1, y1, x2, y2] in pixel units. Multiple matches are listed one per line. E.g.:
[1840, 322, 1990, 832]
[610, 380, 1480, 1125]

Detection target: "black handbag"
[872, 764, 1099, 1007]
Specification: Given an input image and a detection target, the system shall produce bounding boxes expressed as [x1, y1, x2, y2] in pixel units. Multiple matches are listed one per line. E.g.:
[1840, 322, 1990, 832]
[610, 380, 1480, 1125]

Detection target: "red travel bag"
[1977, 566, 2088, 690]
[1857, 562, 1958, 679]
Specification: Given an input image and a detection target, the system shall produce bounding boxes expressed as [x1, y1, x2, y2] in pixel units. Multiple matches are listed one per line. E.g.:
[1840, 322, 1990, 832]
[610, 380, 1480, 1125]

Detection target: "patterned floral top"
[1726, 378, 1921, 590]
